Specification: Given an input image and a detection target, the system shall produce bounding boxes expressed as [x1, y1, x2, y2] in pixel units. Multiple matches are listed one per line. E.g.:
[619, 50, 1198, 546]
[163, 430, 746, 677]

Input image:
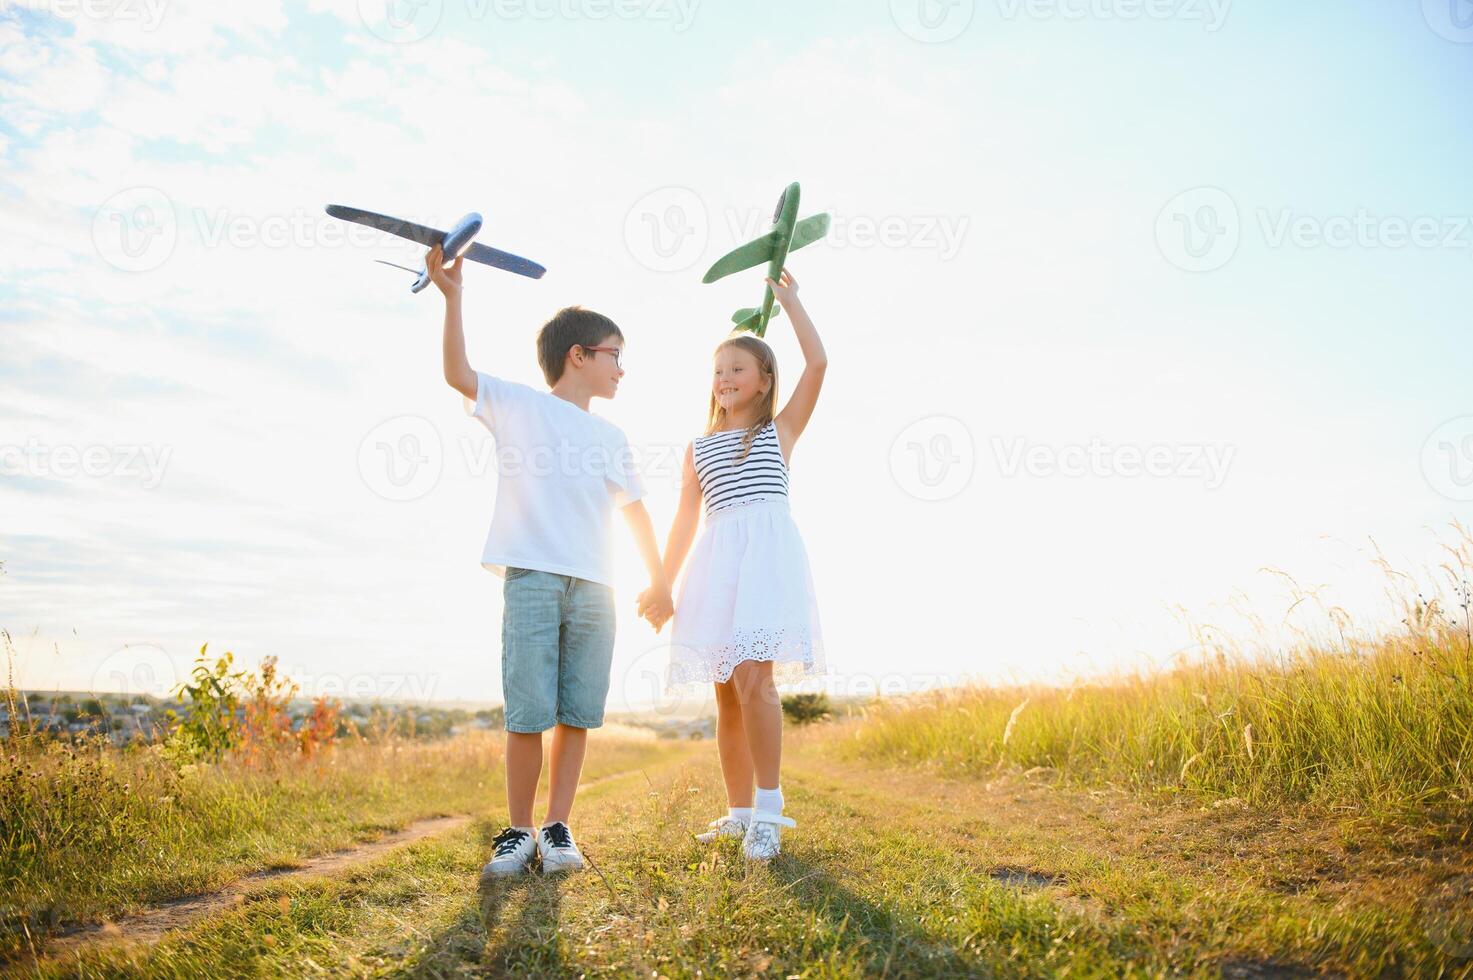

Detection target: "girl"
[653, 267, 827, 862]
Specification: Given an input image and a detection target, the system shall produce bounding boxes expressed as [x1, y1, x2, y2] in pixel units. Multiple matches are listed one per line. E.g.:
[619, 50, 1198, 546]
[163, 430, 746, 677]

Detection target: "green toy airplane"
[702, 182, 830, 336]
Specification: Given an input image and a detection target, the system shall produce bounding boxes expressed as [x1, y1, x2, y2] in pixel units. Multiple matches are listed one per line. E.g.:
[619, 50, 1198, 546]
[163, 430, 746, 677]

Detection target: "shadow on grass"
[393, 875, 566, 978]
[390, 826, 567, 980]
[771, 854, 995, 978]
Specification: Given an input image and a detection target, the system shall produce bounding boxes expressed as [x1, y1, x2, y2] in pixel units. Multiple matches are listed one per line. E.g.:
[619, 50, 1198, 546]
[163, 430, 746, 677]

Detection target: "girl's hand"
[765, 267, 799, 309]
[426, 243, 463, 297]
[636, 585, 674, 633]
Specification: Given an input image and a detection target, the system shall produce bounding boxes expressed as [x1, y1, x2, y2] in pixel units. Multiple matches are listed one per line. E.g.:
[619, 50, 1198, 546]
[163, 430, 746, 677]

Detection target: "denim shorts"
[501, 568, 616, 733]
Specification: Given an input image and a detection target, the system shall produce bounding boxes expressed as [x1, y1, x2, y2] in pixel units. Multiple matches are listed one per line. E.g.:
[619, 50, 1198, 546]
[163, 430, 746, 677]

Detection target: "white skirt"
[666, 498, 825, 691]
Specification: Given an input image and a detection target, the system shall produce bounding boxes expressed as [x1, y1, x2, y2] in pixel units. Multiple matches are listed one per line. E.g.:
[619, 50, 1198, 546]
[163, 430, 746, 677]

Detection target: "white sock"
[728, 806, 754, 822]
[754, 785, 783, 815]
[515, 825, 537, 835]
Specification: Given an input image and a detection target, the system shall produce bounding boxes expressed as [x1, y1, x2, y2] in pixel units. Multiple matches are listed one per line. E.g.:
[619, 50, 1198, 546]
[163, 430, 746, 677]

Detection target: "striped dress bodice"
[693, 420, 789, 517]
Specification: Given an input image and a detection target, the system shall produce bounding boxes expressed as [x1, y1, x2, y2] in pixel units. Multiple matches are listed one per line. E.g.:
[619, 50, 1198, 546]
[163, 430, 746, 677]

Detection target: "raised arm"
[428, 244, 476, 400]
[768, 268, 827, 456]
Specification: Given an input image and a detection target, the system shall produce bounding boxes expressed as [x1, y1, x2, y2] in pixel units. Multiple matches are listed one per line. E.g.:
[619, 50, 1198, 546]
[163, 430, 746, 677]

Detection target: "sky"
[3, 0, 1472, 713]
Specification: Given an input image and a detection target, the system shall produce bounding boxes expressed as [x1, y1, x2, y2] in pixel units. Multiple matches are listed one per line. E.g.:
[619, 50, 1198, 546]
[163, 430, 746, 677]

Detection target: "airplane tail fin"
[375, 258, 433, 293]
[731, 309, 761, 334]
[731, 303, 781, 335]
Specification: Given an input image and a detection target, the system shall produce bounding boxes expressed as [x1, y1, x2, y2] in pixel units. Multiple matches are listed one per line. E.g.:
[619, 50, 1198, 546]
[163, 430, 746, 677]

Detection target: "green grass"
[27, 746, 1471, 978]
[20, 756, 1141, 978]
[0, 728, 669, 959]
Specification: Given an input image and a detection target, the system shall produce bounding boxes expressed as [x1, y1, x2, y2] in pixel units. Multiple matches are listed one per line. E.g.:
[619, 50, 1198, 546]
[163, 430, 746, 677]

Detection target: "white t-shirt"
[464, 371, 645, 589]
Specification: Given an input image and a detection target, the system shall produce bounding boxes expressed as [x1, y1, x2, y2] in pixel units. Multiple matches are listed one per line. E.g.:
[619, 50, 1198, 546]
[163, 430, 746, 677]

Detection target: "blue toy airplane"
[324, 204, 546, 292]
[701, 182, 830, 336]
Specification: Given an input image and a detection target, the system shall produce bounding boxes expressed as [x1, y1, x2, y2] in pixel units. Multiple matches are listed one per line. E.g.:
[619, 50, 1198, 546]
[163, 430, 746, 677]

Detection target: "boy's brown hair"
[536, 306, 624, 386]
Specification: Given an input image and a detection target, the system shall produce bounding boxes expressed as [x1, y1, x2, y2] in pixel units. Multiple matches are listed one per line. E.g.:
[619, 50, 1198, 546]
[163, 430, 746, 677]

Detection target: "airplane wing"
[464, 243, 546, 279]
[789, 213, 831, 252]
[701, 213, 831, 283]
[325, 205, 444, 246]
[702, 230, 782, 284]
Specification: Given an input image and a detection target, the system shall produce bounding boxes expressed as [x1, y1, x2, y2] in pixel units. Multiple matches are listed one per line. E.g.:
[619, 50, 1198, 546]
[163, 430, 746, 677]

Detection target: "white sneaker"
[742, 812, 796, 861]
[694, 814, 749, 844]
[481, 826, 536, 878]
[537, 821, 585, 872]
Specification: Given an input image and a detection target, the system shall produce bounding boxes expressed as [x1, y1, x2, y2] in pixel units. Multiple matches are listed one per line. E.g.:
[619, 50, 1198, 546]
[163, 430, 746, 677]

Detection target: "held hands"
[764, 266, 800, 309]
[637, 583, 674, 633]
[426, 243, 463, 297]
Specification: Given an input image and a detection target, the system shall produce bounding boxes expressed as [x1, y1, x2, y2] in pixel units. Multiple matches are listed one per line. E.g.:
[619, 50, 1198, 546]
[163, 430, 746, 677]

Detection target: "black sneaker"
[537, 821, 585, 872]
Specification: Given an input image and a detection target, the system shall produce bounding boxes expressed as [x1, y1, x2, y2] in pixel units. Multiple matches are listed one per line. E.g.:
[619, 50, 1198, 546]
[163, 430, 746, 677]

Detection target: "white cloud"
[3, 6, 1468, 703]
[0, 30, 109, 114]
[13, 0, 287, 52]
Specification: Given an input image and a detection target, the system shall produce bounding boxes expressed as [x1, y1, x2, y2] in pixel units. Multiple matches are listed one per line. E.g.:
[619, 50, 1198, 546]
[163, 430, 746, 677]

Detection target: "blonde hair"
[704, 334, 778, 461]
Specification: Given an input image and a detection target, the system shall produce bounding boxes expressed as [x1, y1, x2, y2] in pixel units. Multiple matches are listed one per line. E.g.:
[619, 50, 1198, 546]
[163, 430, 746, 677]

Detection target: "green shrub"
[781, 692, 832, 726]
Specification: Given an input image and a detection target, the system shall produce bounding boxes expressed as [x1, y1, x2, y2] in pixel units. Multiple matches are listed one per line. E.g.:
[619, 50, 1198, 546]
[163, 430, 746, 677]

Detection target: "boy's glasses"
[582, 345, 623, 369]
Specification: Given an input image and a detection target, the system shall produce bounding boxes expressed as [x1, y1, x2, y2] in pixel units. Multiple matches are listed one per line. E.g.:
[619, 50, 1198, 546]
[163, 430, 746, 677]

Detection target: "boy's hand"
[636, 584, 674, 633]
[764, 266, 800, 309]
[426, 243, 463, 297]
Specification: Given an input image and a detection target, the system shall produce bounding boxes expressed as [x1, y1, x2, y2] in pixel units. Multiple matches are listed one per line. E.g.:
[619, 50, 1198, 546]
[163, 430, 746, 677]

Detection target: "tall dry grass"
[840, 528, 1473, 821]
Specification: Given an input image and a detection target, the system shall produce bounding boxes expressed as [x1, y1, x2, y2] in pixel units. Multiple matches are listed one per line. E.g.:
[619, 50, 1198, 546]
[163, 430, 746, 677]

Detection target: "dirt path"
[27, 761, 665, 966]
[17, 744, 1466, 976]
[39, 814, 474, 959]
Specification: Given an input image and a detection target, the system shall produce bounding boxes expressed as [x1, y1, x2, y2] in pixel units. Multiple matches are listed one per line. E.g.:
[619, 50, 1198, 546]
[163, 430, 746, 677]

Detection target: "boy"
[427, 244, 673, 877]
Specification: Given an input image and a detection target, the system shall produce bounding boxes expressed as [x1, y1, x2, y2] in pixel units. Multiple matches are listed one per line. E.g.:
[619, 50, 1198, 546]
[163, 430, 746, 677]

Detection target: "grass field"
[841, 627, 1473, 823]
[0, 725, 668, 964]
[4, 557, 1473, 976]
[9, 724, 1470, 978]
